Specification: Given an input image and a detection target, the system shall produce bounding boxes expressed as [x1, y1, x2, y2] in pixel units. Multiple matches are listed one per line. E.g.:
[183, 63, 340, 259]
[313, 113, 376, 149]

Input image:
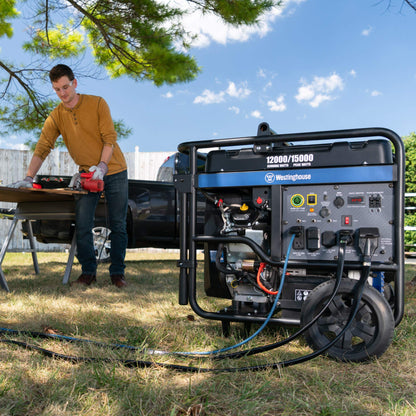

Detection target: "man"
[9, 64, 128, 288]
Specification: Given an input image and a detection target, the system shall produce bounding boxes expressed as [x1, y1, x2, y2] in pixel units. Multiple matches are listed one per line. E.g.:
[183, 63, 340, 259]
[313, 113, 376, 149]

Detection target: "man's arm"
[26, 155, 44, 179]
[99, 144, 114, 165]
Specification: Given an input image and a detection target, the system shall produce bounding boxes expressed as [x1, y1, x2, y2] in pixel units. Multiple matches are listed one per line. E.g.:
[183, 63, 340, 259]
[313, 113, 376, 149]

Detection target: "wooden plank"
[0, 186, 86, 203]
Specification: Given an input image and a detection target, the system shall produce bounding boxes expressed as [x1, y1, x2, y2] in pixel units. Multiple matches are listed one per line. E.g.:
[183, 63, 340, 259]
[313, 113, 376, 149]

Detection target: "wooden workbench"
[0, 186, 86, 203]
[0, 186, 86, 291]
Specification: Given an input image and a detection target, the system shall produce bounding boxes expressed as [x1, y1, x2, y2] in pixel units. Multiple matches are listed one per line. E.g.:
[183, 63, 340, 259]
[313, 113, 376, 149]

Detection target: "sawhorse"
[0, 216, 77, 292]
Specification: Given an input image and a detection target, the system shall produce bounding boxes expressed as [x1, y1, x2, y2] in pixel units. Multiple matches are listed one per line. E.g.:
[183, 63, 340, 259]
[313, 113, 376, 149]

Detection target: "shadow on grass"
[0, 259, 182, 294]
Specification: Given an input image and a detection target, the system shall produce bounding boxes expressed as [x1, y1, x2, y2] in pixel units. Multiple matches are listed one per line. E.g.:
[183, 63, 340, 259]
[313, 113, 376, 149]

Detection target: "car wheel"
[93, 226, 111, 263]
[300, 278, 395, 362]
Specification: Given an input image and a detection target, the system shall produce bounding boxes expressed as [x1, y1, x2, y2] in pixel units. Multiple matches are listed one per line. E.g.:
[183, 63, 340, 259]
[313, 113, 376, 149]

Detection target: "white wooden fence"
[0, 147, 174, 251]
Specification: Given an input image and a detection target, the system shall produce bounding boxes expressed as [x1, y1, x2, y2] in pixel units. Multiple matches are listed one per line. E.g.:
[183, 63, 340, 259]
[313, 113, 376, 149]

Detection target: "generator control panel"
[281, 183, 394, 262]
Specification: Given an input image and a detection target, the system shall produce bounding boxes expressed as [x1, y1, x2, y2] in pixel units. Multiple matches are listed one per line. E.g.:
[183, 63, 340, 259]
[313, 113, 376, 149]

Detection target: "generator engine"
[203, 189, 277, 315]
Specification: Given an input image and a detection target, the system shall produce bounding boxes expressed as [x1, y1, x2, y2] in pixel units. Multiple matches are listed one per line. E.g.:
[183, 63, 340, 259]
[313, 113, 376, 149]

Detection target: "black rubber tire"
[300, 278, 395, 362]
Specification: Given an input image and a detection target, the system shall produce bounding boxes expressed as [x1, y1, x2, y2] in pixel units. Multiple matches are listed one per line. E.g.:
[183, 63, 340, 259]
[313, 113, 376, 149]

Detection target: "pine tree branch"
[0, 60, 48, 118]
[405, 0, 416, 11]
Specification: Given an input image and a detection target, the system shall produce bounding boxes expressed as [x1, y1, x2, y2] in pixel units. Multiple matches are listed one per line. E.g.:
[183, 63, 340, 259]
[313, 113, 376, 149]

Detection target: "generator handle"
[178, 127, 402, 153]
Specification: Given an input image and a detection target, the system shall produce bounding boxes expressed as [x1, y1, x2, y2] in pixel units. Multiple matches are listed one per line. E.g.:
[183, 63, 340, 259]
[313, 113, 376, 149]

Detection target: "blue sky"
[2, 0, 416, 153]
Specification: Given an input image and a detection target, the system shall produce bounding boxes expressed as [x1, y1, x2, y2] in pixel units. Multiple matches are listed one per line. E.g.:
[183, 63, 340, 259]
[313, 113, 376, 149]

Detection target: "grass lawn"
[0, 250, 415, 416]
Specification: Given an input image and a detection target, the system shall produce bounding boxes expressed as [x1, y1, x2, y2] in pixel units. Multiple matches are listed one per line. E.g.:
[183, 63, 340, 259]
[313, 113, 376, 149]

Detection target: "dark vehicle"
[24, 152, 206, 261]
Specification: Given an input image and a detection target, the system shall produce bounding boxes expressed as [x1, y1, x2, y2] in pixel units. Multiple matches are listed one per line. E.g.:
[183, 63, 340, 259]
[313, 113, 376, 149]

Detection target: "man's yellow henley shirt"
[34, 94, 127, 175]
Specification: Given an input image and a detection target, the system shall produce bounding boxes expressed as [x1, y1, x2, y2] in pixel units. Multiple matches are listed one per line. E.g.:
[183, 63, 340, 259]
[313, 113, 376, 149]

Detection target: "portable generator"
[175, 123, 405, 362]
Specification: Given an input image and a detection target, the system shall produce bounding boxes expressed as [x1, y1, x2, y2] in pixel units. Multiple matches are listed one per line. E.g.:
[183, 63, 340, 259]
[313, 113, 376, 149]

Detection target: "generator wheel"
[300, 279, 394, 362]
[93, 226, 111, 263]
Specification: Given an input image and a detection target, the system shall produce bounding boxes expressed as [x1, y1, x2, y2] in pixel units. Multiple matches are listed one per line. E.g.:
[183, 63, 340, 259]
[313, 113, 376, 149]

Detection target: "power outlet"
[339, 229, 354, 246]
[291, 226, 305, 250]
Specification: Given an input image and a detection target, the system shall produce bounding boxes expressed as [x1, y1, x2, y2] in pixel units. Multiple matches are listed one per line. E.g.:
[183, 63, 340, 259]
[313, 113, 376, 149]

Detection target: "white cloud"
[257, 68, 267, 78]
[2, 141, 28, 150]
[257, 68, 277, 91]
[371, 90, 382, 97]
[268, 95, 286, 112]
[14, 143, 29, 150]
[0, 135, 29, 150]
[193, 89, 225, 104]
[295, 73, 344, 108]
[194, 81, 251, 104]
[226, 81, 251, 99]
[349, 69, 357, 77]
[251, 110, 263, 119]
[162, 92, 173, 98]
[228, 106, 240, 114]
[362, 26, 373, 36]
[309, 94, 332, 108]
[161, 0, 304, 49]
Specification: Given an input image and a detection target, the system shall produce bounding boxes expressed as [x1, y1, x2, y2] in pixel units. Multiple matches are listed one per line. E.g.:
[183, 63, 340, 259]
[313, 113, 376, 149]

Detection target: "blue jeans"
[75, 170, 128, 276]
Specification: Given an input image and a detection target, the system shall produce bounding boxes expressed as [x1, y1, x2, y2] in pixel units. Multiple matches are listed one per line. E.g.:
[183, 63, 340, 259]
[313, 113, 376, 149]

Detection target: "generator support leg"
[222, 320, 231, 337]
[0, 217, 19, 292]
[178, 191, 189, 305]
[186, 146, 199, 308]
[25, 220, 39, 275]
[62, 232, 76, 285]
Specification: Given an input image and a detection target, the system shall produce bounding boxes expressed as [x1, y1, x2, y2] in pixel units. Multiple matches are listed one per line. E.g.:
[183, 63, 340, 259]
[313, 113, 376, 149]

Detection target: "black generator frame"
[175, 127, 405, 328]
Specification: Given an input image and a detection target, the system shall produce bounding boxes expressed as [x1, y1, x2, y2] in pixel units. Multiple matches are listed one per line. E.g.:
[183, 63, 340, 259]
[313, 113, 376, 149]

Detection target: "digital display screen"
[348, 196, 365, 205]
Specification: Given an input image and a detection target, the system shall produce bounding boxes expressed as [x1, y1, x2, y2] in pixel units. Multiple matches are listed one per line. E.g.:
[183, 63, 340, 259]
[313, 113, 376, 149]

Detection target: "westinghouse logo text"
[264, 172, 312, 183]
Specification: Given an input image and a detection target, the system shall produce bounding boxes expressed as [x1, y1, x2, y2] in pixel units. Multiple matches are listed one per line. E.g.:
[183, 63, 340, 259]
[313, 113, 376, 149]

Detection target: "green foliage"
[0, 0, 19, 39]
[22, 23, 86, 59]
[112, 120, 133, 141]
[404, 132, 416, 192]
[81, 0, 201, 85]
[199, 0, 277, 25]
[0, 95, 56, 137]
[404, 133, 416, 250]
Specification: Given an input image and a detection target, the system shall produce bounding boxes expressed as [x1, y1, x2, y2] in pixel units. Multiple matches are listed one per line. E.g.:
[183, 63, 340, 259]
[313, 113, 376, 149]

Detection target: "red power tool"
[80, 172, 104, 192]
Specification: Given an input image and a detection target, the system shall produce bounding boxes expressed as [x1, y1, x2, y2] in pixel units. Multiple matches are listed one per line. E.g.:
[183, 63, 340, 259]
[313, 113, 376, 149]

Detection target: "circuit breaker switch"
[306, 227, 321, 251]
[307, 194, 317, 205]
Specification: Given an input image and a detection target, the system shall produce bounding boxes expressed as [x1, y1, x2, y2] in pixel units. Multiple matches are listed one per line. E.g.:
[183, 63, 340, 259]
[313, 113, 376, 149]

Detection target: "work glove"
[68, 172, 81, 190]
[7, 176, 33, 189]
[89, 161, 108, 181]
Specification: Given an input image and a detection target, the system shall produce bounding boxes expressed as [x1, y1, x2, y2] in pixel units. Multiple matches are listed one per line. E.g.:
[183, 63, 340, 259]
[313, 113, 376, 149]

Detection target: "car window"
[156, 153, 206, 182]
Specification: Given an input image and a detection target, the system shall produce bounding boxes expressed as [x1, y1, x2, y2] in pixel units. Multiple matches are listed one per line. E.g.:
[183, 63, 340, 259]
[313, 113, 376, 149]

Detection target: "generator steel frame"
[175, 127, 405, 327]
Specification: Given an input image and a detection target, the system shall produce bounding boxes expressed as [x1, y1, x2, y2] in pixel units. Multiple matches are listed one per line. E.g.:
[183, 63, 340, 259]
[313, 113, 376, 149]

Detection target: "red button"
[256, 196, 263, 204]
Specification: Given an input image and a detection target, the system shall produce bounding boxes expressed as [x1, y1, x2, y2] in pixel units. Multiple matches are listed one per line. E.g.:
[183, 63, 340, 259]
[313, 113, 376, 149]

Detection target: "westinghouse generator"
[175, 124, 405, 362]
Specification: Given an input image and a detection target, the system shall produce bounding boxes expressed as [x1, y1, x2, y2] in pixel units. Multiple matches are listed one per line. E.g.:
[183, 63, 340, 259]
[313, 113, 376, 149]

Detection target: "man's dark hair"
[49, 64, 75, 82]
